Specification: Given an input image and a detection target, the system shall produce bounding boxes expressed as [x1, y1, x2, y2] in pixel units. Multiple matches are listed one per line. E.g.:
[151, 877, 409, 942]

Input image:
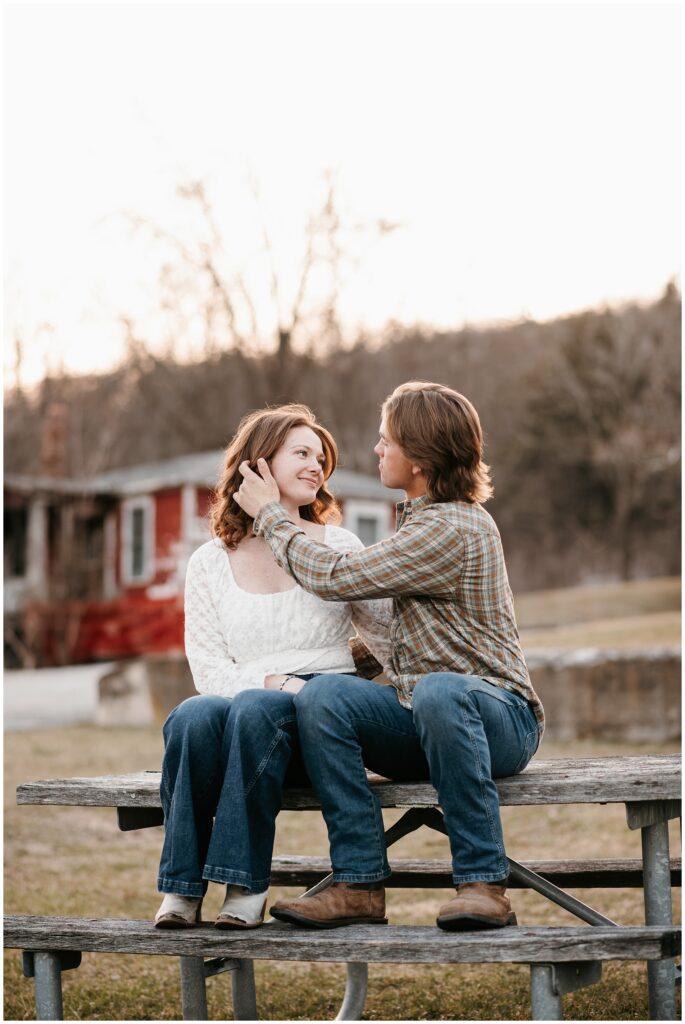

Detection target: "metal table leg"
[530, 965, 562, 1020]
[22, 949, 81, 1022]
[530, 962, 602, 1021]
[180, 956, 209, 1020]
[293, 808, 436, 1020]
[180, 955, 258, 1021]
[642, 821, 676, 1020]
[335, 963, 369, 1021]
[32, 952, 65, 1021]
[626, 800, 680, 1021]
[231, 959, 258, 1020]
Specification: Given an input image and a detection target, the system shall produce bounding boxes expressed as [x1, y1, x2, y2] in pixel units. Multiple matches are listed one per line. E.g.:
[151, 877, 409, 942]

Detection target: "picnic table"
[8, 753, 682, 1021]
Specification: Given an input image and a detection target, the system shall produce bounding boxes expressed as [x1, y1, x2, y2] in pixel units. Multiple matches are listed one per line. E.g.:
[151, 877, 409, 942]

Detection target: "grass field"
[4, 726, 681, 1021]
[516, 576, 681, 649]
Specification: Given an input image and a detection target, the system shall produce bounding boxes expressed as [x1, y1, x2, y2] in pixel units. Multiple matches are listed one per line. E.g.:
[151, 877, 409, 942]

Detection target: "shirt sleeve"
[325, 527, 393, 672]
[254, 501, 464, 600]
[184, 550, 268, 697]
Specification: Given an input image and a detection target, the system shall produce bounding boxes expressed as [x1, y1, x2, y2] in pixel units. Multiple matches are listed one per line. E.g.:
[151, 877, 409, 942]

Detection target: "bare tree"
[519, 289, 681, 580]
[6, 287, 679, 595]
[121, 170, 399, 403]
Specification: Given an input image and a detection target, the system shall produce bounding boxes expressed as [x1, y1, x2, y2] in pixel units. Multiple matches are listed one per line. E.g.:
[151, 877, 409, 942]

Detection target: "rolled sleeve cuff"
[348, 636, 383, 680]
[253, 501, 290, 536]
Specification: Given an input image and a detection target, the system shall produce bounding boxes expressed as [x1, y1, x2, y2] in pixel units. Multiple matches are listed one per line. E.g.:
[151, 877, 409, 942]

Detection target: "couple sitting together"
[155, 380, 544, 933]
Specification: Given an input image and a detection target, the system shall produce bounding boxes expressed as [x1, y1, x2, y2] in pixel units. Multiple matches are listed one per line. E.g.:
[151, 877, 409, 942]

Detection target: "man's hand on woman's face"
[234, 458, 281, 518]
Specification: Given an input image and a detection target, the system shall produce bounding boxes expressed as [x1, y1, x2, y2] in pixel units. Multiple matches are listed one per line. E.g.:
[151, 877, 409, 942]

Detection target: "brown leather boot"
[270, 882, 387, 929]
[436, 882, 517, 931]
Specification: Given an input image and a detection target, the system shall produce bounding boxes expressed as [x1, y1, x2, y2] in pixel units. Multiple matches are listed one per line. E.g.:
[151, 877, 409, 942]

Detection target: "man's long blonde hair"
[382, 382, 493, 504]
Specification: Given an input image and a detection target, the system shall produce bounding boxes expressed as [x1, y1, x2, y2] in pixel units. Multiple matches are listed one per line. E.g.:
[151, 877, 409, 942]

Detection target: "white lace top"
[184, 527, 393, 697]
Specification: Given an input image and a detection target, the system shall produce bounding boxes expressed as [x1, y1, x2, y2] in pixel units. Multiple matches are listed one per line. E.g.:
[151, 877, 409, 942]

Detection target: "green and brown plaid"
[255, 494, 544, 734]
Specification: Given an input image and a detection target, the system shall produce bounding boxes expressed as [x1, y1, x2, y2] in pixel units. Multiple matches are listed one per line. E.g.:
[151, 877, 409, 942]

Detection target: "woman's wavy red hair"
[210, 404, 341, 549]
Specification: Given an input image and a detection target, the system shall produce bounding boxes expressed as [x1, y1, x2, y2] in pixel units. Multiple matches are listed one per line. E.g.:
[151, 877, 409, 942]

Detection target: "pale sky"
[4, 2, 681, 387]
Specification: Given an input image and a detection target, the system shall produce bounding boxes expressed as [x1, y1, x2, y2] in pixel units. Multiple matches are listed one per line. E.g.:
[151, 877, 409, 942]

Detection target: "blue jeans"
[157, 688, 310, 897]
[294, 672, 540, 884]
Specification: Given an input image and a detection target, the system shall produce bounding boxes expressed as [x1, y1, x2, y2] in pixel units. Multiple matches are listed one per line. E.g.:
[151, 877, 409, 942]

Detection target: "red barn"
[4, 451, 400, 668]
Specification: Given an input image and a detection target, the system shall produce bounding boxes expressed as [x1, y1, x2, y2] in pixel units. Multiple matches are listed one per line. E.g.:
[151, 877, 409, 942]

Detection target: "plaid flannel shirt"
[255, 494, 544, 735]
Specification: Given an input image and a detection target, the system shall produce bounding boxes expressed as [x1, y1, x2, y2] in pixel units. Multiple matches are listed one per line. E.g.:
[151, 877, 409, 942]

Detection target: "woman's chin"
[282, 489, 317, 507]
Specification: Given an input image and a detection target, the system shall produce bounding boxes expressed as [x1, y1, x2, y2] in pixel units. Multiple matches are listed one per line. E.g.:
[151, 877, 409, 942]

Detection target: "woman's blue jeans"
[157, 689, 309, 897]
[294, 672, 540, 885]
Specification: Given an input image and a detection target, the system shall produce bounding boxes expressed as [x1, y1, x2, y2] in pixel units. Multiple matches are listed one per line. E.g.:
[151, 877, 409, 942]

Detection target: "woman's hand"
[264, 674, 287, 689]
[264, 674, 306, 694]
[234, 458, 280, 518]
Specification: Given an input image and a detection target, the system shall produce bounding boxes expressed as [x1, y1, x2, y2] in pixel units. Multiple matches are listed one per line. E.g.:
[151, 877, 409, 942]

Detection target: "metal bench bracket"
[203, 955, 241, 978]
[626, 800, 681, 830]
[550, 960, 603, 995]
[117, 806, 164, 831]
[22, 950, 81, 977]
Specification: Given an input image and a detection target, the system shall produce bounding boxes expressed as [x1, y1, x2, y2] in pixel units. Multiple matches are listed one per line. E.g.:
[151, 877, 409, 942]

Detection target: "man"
[235, 381, 544, 931]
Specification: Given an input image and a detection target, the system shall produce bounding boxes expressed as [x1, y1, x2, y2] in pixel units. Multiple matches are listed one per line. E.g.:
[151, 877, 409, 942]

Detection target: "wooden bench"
[12, 754, 682, 1020]
[5, 916, 680, 1021]
[268, 854, 682, 890]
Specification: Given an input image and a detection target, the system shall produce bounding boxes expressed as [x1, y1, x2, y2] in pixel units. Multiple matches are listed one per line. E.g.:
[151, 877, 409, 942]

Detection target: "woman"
[155, 404, 391, 929]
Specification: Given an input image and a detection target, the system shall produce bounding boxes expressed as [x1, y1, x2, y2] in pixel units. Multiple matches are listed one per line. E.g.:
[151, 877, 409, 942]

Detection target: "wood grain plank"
[268, 856, 682, 889]
[15, 755, 682, 809]
[4, 917, 679, 964]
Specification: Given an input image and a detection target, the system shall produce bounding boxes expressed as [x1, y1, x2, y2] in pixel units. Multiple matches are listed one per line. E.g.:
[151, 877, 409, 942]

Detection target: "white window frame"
[103, 511, 119, 598]
[181, 485, 209, 551]
[120, 496, 155, 586]
[342, 499, 393, 546]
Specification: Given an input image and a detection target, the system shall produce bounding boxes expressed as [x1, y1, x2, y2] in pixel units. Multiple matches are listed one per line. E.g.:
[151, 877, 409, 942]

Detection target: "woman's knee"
[294, 673, 350, 719]
[163, 693, 231, 742]
[229, 687, 288, 725]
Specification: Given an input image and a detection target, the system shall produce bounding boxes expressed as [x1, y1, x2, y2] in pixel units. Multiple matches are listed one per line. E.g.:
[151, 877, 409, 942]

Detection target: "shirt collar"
[396, 493, 432, 517]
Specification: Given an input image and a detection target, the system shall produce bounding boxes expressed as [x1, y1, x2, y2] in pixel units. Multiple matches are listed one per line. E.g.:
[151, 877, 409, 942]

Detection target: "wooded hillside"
[5, 284, 680, 591]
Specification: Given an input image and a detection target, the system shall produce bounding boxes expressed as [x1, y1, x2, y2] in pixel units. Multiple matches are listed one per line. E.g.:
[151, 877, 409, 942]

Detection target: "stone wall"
[526, 647, 681, 741]
[96, 655, 195, 727]
[96, 647, 682, 742]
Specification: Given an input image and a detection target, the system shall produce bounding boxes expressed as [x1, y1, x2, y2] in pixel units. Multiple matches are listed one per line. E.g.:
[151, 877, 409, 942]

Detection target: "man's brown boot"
[270, 882, 387, 929]
[436, 882, 517, 931]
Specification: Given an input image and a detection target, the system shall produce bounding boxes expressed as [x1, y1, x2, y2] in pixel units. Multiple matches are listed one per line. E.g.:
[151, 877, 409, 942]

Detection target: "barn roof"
[5, 450, 402, 502]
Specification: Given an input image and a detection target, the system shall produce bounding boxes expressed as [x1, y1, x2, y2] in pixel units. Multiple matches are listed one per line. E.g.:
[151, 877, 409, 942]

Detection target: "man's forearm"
[253, 502, 306, 573]
[254, 502, 346, 597]
[254, 502, 379, 600]
[255, 499, 456, 601]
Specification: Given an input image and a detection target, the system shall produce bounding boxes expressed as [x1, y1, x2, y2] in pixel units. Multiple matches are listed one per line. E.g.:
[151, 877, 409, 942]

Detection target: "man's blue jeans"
[294, 673, 540, 884]
[157, 689, 307, 897]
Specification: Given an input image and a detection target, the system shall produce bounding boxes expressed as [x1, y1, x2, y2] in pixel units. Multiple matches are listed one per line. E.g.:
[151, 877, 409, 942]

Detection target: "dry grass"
[520, 610, 681, 650]
[515, 575, 681, 649]
[4, 726, 681, 1021]
[514, 576, 680, 627]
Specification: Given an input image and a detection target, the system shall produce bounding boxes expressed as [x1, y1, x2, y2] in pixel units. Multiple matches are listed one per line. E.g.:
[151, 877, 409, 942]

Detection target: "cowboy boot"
[436, 881, 517, 931]
[270, 882, 387, 929]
